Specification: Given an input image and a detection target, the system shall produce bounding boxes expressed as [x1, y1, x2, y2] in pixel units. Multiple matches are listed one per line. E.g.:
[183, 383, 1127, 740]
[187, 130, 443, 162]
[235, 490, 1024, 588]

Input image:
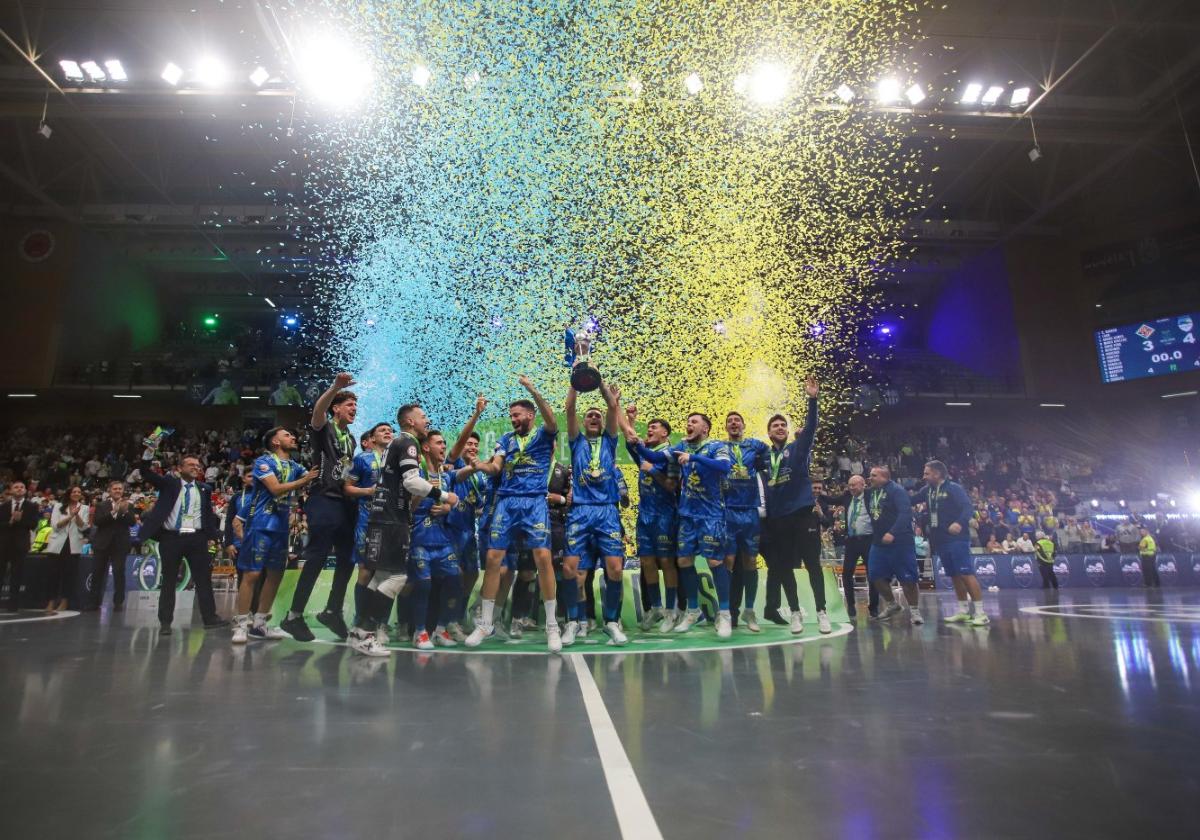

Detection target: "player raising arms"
[465, 376, 562, 652]
[722, 411, 768, 632]
[341, 422, 393, 654]
[624, 405, 680, 632]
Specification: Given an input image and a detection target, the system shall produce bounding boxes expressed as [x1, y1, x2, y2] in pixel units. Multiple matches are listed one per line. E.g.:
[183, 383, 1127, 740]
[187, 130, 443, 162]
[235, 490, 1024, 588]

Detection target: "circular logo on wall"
[1052, 559, 1071, 587]
[1083, 555, 1106, 586]
[1010, 556, 1036, 588]
[134, 555, 191, 591]
[1120, 555, 1143, 586]
[974, 556, 997, 587]
[19, 229, 55, 263]
[1157, 555, 1177, 586]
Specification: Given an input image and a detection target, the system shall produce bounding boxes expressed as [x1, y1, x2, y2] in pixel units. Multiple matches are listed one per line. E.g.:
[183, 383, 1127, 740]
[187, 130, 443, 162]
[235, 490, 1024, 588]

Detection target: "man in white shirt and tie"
[818, 474, 879, 619]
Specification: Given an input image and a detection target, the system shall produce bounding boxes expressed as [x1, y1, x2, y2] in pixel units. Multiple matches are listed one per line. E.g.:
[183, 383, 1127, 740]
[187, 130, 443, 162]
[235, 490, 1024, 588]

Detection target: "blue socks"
[438, 575, 461, 627]
[680, 565, 700, 610]
[743, 567, 759, 609]
[711, 563, 731, 611]
[603, 575, 622, 623]
[665, 586, 678, 611]
[647, 577, 662, 608]
[560, 577, 579, 621]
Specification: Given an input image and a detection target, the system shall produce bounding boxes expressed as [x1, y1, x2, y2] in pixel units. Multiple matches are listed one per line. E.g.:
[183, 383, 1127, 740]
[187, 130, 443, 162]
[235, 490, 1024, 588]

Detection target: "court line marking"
[308, 622, 854, 656]
[571, 652, 664, 840]
[0, 610, 81, 625]
[1019, 605, 1200, 624]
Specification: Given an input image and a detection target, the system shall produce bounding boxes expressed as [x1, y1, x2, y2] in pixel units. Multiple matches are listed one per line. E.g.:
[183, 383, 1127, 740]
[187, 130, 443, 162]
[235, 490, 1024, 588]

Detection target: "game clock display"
[1095, 313, 1199, 383]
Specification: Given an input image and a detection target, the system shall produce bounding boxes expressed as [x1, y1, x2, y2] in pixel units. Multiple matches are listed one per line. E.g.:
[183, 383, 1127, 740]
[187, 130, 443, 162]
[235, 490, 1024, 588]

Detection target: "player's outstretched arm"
[519, 375, 557, 434]
[600, 382, 621, 436]
[565, 385, 580, 441]
[448, 394, 487, 464]
[311, 372, 355, 431]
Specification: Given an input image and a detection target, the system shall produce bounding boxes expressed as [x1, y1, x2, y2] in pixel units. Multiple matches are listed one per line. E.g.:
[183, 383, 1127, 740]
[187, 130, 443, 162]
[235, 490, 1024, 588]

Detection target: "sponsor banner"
[932, 553, 1200, 588]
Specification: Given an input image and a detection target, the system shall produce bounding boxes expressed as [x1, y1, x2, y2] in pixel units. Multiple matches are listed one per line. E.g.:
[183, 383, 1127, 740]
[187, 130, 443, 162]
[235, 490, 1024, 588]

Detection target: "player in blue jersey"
[465, 375, 562, 652]
[560, 379, 627, 646]
[867, 464, 923, 624]
[911, 459, 987, 625]
[634, 413, 734, 637]
[442, 396, 487, 640]
[623, 405, 680, 632]
[723, 411, 768, 633]
[232, 427, 317, 644]
[341, 422, 393, 654]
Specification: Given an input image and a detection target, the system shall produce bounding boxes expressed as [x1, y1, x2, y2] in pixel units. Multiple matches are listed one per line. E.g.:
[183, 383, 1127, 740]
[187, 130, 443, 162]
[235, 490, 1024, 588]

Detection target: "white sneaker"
[604, 621, 629, 646]
[349, 630, 391, 657]
[509, 619, 524, 639]
[797, 607, 808, 622]
[790, 611, 804, 634]
[547, 623, 563, 653]
[639, 607, 664, 631]
[817, 610, 832, 634]
[447, 622, 467, 643]
[741, 609, 761, 633]
[249, 622, 289, 640]
[878, 602, 904, 621]
[413, 630, 435, 651]
[375, 625, 390, 646]
[944, 611, 972, 624]
[561, 621, 578, 647]
[910, 608, 925, 625]
[657, 610, 678, 633]
[464, 625, 493, 648]
[970, 612, 991, 626]
[578, 619, 590, 638]
[715, 611, 732, 639]
[231, 623, 248, 644]
[433, 629, 457, 647]
[673, 608, 701, 633]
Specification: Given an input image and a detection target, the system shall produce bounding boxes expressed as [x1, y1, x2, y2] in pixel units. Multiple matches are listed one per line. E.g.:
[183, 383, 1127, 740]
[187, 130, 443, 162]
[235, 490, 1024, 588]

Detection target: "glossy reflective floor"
[2, 589, 1199, 839]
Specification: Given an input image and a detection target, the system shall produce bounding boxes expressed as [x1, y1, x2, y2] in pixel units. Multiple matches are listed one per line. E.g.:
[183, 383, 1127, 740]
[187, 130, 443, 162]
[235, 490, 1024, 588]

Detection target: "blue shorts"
[352, 512, 370, 567]
[238, 528, 288, 572]
[723, 508, 761, 557]
[488, 495, 550, 551]
[636, 509, 677, 557]
[453, 534, 479, 573]
[868, 540, 919, 583]
[409, 545, 460, 580]
[567, 505, 624, 571]
[935, 540, 974, 577]
[677, 515, 726, 559]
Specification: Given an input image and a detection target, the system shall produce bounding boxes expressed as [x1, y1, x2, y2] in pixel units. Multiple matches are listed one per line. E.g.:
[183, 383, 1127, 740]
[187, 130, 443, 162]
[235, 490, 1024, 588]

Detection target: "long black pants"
[92, 546, 128, 607]
[0, 537, 28, 609]
[1038, 562, 1059, 590]
[1140, 554, 1161, 588]
[763, 507, 825, 613]
[158, 531, 218, 624]
[46, 543, 79, 604]
[289, 495, 356, 616]
[841, 535, 878, 617]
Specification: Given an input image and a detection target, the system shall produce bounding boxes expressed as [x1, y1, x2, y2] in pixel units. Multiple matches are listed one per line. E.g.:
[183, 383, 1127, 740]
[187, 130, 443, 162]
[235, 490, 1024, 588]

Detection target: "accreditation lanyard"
[928, 483, 940, 527]
[848, 495, 860, 534]
[333, 423, 352, 457]
[769, 449, 784, 484]
[270, 455, 292, 498]
[587, 436, 603, 476]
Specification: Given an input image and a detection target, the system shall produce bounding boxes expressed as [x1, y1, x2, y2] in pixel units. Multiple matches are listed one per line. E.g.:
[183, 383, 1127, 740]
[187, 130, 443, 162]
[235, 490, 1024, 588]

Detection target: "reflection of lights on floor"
[1166, 629, 1190, 689]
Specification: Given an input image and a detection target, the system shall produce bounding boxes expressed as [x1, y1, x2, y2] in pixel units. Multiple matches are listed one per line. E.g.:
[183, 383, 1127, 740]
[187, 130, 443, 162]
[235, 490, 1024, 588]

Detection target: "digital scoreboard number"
[1095, 313, 1199, 383]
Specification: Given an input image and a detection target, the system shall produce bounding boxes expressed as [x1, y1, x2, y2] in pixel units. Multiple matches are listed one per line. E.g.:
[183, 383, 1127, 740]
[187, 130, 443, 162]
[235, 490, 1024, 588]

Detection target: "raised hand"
[624, 404, 638, 421]
[518, 374, 532, 390]
[805, 376, 819, 398]
[474, 394, 487, 415]
[334, 371, 356, 390]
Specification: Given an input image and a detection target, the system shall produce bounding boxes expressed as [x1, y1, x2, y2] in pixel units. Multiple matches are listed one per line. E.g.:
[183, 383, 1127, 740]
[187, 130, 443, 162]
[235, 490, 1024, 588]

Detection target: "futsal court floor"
[2, 588, 1198, 839]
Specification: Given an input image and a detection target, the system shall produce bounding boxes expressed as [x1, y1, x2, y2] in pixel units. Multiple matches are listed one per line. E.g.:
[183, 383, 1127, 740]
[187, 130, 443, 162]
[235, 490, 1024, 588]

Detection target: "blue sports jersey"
[724, 437, 768, 510]
[246, 453, 306, 533]
[570, 432, 620, 505]
[232, 490, 253, 547]
[447, 464, 485, 539]
[346, 449, 385, 520]
[494, 426, 557, 496]
[639, 439, 730, 520]
[626, 441, 679, 516]
[412, 469, 462, 549]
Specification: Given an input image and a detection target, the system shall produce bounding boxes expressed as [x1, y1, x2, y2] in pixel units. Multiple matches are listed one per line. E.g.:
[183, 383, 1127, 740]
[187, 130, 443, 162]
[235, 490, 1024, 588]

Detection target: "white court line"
[1020, 605, 1200, 623]
[0, 610, 80, 625]
[571, 653, 664, 840]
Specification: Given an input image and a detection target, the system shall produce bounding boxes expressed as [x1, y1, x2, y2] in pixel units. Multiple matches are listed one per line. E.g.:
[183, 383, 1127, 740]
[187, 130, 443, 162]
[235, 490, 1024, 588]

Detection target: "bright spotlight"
[1010, 86, 1031, 107]
[905, 83, 926, 105]
[411, 64, 431, 87]
[1089, 499, 1100, 509]
[684, 72, 703, 95]
[1118, 499, 1127, 509]
[161, 62, 183, 86]
[835, 83, 855, 103]
[104, 59, 127, 81]
[746, 62, 789, 105]
[59, 60, 84, 82]
[1189, 490, 1200, 511]
[249, 66, 270, 87]
[464, 70, 481, 89]
[297, 34, 374, 106]
[959, 83, 982, 104]
[80, 61, 106, 82]
[981, 85, 1004, 106]
[195, 56, 229, 87]
[876, 77, 902, 103]
[733, 73, 749, 95]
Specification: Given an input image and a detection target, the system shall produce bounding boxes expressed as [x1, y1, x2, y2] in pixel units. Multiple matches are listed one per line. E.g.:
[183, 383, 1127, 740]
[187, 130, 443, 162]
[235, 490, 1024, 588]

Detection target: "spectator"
[45, 486, 89, 612]
[1015, 533, 1035, 553]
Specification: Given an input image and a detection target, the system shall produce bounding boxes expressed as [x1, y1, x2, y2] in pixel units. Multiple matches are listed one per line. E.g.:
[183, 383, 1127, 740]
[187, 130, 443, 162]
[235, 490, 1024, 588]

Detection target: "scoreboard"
[1095, 312, 1200, 383]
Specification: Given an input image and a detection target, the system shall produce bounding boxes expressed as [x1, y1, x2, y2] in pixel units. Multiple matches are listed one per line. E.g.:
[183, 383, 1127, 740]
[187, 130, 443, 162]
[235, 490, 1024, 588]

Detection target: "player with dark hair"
[445, 397, 487, 640]
[625, 407, 680, 632]
[465, 375, 562, 652]
[280, 373, 359, 642]
[341, 421, 394, 654]
[912, 460, 987, 625]
[723, 410, 768, 632]
[633, 411, 734, 637]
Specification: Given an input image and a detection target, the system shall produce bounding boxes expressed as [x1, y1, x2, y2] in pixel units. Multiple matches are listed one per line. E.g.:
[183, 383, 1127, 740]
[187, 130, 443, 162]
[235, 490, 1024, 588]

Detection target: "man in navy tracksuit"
[867, 465, 923, 624]
[910, 460, 989, 626]
[760, 377, 831, 635]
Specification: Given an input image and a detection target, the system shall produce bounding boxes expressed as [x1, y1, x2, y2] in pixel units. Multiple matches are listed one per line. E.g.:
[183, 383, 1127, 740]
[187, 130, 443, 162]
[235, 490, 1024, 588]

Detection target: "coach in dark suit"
[90, 480, 137, 611]
[1, 481, 39, 611]
[140, 454, 227, 634]
[817, 474, 879, 619]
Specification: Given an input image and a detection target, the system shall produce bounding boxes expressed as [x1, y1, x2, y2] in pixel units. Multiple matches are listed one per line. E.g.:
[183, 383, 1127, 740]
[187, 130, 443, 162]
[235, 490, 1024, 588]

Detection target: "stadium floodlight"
[876, 77, 902, 103]
[959, 82, 983, 104]
[684, 72, 703, 95]
[249, 66, 270, 87]
[263, 297, 276, 308]
[835, 83, 855, 103]
[59, 60, 84, 82]
[1118, 499, 1127, 508]
[1010, 86, 1031, 107]
[1090, 499, 1100, 509]
[733, 73, 749, 95]
[296, 34, 374, 106]
[905, 83, 926, 105]
[80, 61, 106, 82]
[104, 60, 127, 81]
[1188, 490, 1200, 511]
[161, 62, 183, 86]
[195, 56, 229, 87]
[411, 63, 431, 87]
[981, 85, 1004, 106]
[747, 62, 789, 105]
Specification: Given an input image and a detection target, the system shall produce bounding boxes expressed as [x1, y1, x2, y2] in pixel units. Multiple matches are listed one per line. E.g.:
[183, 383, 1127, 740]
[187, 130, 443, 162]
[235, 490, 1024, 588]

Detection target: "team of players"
[226, 371, 986, 655]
